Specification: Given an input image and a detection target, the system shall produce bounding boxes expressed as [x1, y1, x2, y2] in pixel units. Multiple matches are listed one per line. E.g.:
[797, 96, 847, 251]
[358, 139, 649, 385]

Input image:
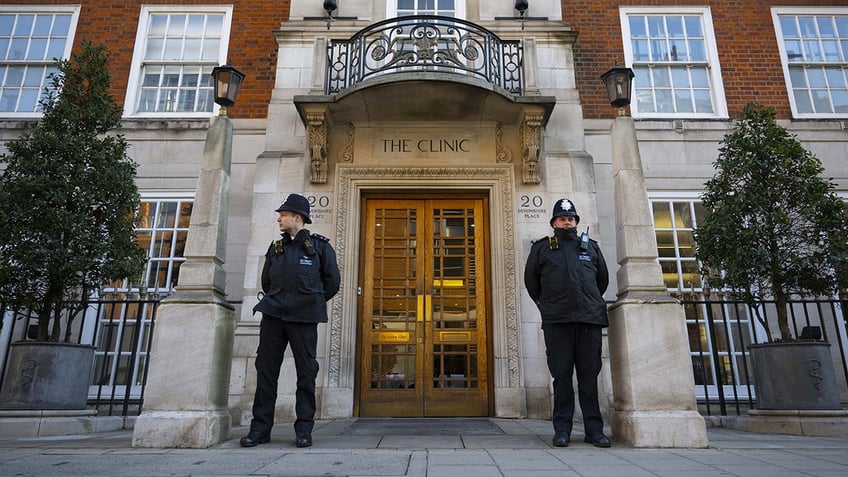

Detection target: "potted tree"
[0, 42, 145, 410]
[694, 102, 847, 410]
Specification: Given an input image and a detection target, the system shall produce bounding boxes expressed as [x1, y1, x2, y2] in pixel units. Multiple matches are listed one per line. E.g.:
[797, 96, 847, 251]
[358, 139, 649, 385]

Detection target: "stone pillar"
[607, 115, 708, 448]
[132, 116, 236, 448]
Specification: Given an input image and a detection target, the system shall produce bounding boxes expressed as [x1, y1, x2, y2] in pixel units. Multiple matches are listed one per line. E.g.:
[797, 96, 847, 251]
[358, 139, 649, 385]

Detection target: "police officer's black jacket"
[253, 228, 341, 323]
[524, 227, 609, 327]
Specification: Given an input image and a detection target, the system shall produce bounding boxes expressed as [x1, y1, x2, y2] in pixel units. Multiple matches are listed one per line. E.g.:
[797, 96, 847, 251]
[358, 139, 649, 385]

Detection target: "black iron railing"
[326, 15, 523, 94]
[677, 295, 848, 416]
[0, 295, 161, 418]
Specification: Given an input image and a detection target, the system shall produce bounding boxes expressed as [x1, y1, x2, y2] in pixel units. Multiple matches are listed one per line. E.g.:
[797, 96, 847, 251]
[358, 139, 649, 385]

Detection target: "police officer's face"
[277, 211, 301, 233]
[552, 216, 578, 229]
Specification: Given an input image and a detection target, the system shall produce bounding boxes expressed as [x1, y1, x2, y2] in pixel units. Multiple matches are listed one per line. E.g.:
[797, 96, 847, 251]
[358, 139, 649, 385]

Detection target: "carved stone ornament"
[339, 123, 354, 162]
[307, 112, 329, 183]
[496, 122, 512, 163]
[521, 113, 542, 184]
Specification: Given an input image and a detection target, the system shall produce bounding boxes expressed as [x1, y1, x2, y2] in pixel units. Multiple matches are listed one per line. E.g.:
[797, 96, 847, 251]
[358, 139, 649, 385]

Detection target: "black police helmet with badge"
[549, 198, 580, 227]
[275, 193, 312, 224]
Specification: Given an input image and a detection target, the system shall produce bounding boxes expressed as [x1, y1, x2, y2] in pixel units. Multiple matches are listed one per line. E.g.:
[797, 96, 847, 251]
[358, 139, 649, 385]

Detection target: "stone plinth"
[132, 295, 235, 448]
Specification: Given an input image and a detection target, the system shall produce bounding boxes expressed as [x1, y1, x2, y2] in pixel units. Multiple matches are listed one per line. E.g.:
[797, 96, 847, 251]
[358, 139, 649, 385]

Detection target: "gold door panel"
[358, 198, 490, 417]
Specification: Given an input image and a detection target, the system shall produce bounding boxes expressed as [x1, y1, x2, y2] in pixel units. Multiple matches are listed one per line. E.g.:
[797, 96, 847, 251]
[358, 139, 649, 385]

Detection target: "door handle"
[417, 294, 432, 322]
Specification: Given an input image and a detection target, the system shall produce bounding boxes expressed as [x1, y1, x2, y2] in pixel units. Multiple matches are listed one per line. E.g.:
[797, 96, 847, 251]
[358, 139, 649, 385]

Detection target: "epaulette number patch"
[310, 233, 330, 242]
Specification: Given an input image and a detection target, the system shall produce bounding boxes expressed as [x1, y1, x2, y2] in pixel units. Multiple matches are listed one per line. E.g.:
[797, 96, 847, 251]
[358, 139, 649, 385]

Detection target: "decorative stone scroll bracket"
[339, 123, 354, 163]
[521, 110, 543, 184]
[307, 110, 330, 183]
[495, 122, 512, 163]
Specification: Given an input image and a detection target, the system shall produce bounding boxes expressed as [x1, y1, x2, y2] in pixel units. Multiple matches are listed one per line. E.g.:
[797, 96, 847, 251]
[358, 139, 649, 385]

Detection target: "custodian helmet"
[549, 198, 580, 227]
[275, 193, 312, 224]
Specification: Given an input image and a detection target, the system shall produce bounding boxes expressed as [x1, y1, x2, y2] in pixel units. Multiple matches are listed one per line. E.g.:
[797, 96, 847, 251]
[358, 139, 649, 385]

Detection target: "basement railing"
[326, 15, 523, 95]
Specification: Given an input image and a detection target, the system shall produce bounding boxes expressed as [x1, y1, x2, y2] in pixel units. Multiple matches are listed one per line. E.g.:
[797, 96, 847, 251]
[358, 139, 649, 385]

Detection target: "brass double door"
[357, 196, 491, 417]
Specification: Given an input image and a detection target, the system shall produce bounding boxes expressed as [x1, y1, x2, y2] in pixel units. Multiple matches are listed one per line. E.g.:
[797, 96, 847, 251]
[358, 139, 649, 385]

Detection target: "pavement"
[1, 418, 848, 476]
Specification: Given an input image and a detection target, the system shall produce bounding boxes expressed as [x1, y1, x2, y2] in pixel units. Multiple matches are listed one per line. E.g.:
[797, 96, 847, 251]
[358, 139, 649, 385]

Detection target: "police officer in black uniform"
[240, 193, 341, 448]
[524, 198, 611, 448]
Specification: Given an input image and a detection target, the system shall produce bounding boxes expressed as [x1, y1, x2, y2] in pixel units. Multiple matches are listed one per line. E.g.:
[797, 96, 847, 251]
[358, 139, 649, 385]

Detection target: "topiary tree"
[0, 41, 146, 342]
[694, 102, 848, 342]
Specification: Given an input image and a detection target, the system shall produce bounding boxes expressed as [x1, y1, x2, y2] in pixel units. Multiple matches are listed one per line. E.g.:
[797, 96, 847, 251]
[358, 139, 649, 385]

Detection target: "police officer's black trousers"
[542, 323, 604, 436]
[250, 315, 319, 437]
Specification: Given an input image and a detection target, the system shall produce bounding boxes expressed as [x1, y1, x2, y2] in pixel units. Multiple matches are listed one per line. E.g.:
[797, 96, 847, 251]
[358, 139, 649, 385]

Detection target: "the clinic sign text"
[373, 132, 478, 158]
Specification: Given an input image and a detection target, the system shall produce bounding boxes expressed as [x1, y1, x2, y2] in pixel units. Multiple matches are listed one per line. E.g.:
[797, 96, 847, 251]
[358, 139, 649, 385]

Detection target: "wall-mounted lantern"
[211, 64, 245, 116]
[600, 64, 635, 114]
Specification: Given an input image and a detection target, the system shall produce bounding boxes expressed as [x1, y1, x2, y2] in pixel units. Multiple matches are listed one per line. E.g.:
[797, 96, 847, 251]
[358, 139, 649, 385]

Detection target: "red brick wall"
[563, 0, 848, 120]
[3, 0, 290, 119]
[9, 1, 848, 121]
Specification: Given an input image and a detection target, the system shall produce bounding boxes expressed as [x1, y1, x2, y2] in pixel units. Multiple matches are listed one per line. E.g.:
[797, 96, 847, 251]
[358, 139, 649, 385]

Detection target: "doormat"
[341, 418, 504, 436]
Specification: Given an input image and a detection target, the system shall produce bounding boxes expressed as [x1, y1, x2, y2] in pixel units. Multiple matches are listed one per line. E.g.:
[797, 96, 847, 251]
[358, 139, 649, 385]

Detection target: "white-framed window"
[124, 5, 232, 118]
[388, 0, 465, 18]
[772, 7, 848, 118]
[621, 7, 727, 119]
[0, 5, 79, 116]
[649, 194, 755, 400]
[90, 193, 194, 400]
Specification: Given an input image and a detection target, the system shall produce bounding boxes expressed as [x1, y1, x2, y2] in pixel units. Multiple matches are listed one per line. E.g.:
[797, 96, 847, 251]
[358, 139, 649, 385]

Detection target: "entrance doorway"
[357, 196, 491, 417]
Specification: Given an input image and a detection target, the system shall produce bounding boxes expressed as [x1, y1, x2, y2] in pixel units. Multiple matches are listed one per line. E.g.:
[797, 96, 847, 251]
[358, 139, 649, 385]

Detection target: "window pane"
[145, 38, 164, 60]
[671, 67, 689, 87]
[832, 90, 848, 112]
[785, 40, 803, 61]
[667, 16, 683, 37]
[632, 39, 650, 61]
[818, 17, 836, 38]
[650, 39, 668, 61]
[688, 39, 706, 61]
[780, 16, 798, 37]
[812, 89, 832, 112]
[804, 39, 822, 61]
[0, 15, 14, 36]
[826, 67, 846, 88]
[167, 15, 186, 36]
[652, 201, 671, 227]
[653, 67, 670, 87]
[45, 38, 64, 60]
[52, 14, 70, 36]
[647, 16, 665, 36]
[655, 90, 673, 112]
[673, 202, 694, 228]
[28, 38, 47, 60]
[201, 38, 220, 61]
[184, 38, 201, 59]
[14, 15, 33, 36]
[794, 88, 814, 113]
[22, 68, 42, 89]
[799, 17, 817, 37]
[838, 17, 848, 36]
[669, 40, 685, 61]
[789, 66, 807, 87]
[186, 15, 205, 36]
[684, 16, 702, 36]
[0, 89, 19, 111]
[694, 90, 713, 113]
[33, 15, 53, 37]
[690, 67, 709, 88]
[808, 67, 826, 88]
[629, 16, 646, 37]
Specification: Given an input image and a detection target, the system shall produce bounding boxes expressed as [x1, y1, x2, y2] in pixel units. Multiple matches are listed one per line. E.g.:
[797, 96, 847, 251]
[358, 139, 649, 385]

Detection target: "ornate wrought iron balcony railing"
[326, 16, 523, 95]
